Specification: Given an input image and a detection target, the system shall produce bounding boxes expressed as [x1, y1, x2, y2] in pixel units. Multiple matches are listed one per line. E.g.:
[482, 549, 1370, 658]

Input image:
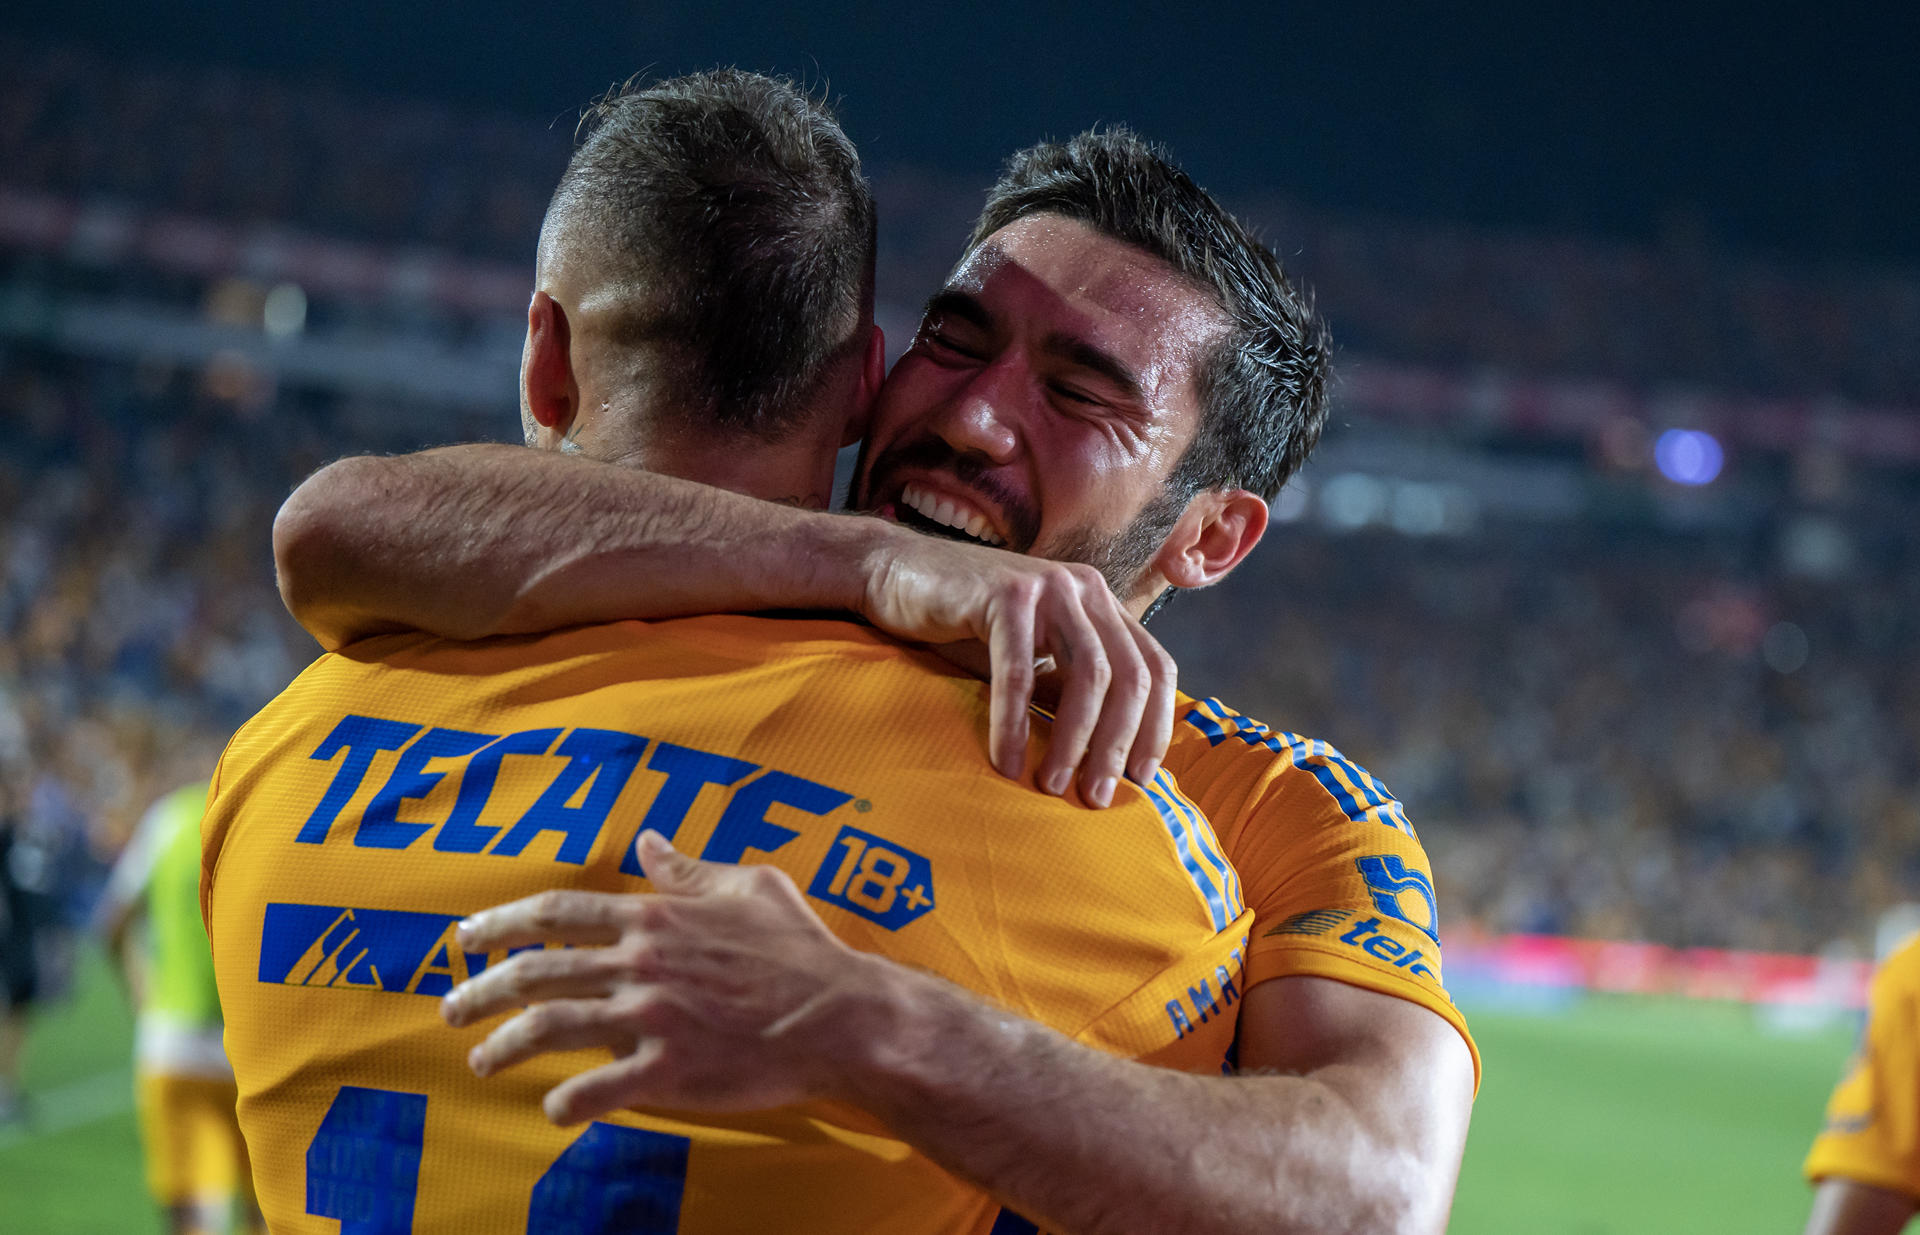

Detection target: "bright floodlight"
[1654, 429, 1724, 485]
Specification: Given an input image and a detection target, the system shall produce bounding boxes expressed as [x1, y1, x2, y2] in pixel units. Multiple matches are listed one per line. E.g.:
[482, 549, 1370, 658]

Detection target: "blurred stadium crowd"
[2, 36, 1917, 991]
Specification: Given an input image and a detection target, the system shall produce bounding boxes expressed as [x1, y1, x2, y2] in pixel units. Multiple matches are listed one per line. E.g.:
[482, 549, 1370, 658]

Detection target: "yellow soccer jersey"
[202, 616, 1249, 1235]
[1161, 695, 1480, 1085]
[1805, 934, 1920, 1197]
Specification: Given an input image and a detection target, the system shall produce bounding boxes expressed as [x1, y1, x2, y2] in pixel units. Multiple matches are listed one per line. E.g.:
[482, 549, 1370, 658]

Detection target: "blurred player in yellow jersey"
[98, 780, 261, 1235]
[270, 97, 1475, 1233]
[1804, 933, 1920, 1234]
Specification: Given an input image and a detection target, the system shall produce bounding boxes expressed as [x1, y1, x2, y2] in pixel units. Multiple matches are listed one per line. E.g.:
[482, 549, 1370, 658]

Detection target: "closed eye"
[923, 328, 985, 361]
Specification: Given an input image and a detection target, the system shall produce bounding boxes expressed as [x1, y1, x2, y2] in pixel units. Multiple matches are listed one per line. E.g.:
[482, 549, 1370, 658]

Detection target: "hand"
[858, 524, 1176, 806]
[441, 831, 892, 1124]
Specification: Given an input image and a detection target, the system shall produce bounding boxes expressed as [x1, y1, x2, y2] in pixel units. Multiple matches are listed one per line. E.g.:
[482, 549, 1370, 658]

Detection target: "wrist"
[805, 512, 905, 621]
[819, 950, 959, 1112]
[824, 952, 1041, 1128]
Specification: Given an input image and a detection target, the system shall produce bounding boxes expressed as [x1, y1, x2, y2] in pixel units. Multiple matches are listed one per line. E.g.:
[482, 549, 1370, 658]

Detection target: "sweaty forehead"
[952, 214, 1230, 378]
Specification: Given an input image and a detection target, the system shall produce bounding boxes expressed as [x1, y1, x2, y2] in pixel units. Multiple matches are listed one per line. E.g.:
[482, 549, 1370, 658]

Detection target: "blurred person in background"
[97, 777, 261, 1235]
[0, 779, 41, 1127]
[1803, 931, 1920, 1235]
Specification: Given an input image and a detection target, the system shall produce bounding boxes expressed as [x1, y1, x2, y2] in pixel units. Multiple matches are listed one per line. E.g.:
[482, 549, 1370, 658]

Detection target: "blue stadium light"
[1654, 429, 1724, 485]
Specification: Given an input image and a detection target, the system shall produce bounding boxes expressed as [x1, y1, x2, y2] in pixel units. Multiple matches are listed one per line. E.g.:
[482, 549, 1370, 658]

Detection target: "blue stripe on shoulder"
[1183, 699, 1413, 837]
[1152, 771, 1243, 917]
[1142, 776, 1231, 931]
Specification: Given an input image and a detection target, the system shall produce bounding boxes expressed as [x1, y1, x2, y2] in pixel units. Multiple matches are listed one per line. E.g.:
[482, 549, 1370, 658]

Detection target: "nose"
[930, 353, 1027, 466]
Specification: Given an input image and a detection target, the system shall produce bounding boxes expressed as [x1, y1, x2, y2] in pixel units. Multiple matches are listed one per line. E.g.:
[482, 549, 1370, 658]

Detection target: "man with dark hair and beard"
[268, 124, 1478, 1233]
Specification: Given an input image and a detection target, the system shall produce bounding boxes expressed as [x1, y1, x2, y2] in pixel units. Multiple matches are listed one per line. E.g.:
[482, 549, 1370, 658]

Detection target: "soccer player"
[206, 73, 1279, 1235]
[275, 122, 1478, 1232]
[1803, 933, 1920, 1234]
[97, 781, 260, 1235]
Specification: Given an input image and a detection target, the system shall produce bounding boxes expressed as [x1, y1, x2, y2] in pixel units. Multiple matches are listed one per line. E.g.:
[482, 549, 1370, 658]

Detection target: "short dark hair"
[547, 71, 876, 438]
[968, 129, 1330, 500]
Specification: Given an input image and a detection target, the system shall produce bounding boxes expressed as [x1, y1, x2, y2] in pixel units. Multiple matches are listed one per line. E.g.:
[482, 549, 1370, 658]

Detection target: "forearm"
[847, 967, 1443, 1235]
[273, 445, 889, 648]
[1804, 1179, 1920, 1235]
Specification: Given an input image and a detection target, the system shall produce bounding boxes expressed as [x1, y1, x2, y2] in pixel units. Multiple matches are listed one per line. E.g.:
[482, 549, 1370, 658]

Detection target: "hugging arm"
[446, 836, 1476, 1235]
[274, 445, 1175, 795]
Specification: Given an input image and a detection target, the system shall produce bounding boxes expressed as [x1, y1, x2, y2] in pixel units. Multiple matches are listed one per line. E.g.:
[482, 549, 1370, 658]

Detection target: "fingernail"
[468, 1046, 488, 1077]
[440, 994, 461, 1024]
[1044, 767, 1072, 795]
[1090, 776, 1116, 808]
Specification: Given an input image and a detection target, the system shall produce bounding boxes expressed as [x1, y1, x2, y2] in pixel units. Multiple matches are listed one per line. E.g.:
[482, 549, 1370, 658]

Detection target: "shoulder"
[1164, 694, 1415, 841]
[1874, 935, 1920, 1006]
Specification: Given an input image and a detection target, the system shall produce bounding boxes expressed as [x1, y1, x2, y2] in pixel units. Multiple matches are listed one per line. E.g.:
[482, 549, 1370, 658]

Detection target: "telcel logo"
[1337, 916, 1438, 982]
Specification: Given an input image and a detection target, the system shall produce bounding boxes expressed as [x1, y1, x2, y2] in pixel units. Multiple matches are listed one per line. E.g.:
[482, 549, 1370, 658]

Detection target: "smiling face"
[853, 213, 1231, 604]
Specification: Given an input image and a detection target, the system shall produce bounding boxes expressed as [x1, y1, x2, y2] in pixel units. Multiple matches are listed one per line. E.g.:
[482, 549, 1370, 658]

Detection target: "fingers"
[1033, 585, 1110, 801]
[442, 940, 659, 1028]
[1073, 601, 1158, 808]
[1126, 622, 1176, 788]
[985, 588, 1037, 780]
[457, 890, 634, 954]
[633, 829, 726, 895]
[543, 1045, 669, 1126]
[468, 993, 657, 1079]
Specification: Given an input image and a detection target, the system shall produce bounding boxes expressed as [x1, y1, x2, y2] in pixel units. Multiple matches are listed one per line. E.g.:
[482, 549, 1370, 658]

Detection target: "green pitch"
[0, 952, 1861, 1233]
[1450, 993, 1858, 1233]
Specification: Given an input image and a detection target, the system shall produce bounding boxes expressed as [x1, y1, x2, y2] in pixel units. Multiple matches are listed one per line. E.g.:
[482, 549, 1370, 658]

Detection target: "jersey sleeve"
[1805, 939, 1920, 1197]
[1165, 698, 1479, 1088]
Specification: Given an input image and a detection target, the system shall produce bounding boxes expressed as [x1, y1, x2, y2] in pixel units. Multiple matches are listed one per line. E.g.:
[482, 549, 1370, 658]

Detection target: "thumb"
[635, 829, 722, 895]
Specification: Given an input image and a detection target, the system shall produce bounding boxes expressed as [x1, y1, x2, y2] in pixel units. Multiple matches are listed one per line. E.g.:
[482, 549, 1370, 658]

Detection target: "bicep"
[1237, 975, 1474, 1185]
[1805, 1179, 1919, 1235]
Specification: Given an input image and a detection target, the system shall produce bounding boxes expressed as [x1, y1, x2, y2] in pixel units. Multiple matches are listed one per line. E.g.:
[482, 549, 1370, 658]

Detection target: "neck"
[616, 430, 836, 509]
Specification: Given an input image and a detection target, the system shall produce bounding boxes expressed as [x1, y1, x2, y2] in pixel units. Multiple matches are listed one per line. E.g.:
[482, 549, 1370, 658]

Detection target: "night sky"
[7, 2, 1916, 268]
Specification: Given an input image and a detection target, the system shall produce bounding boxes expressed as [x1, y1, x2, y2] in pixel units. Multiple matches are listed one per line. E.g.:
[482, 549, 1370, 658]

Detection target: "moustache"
[863, 436, 1041, 552]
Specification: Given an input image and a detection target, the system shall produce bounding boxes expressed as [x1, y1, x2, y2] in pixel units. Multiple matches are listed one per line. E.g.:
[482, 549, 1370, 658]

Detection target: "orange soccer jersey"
[1805, 933, 1920, 1198]
[202, 615, 1250, 1235]
[1160, 694, 1479, 1083]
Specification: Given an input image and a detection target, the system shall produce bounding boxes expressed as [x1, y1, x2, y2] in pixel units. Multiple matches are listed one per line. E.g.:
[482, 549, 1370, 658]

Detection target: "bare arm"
[843, 969, 1472, 1235]
[273, 445, 876, 649]
[1806, 1180, 1918, 1235]
[445, 833, 1475, 1235]
[275, 444, 1175, 797]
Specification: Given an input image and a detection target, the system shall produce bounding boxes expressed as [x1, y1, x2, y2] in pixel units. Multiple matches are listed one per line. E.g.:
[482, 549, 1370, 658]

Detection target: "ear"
[1151, 489, 1269, 591]
[522, 291, 578, 442]
[840, 324, 886, 448]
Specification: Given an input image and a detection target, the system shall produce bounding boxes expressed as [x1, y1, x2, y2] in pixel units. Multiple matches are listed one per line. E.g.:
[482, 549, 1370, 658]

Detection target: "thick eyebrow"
[919, 289, 993, 332]
[922, 287, 1147, 406]
[1040, 332, 1145, 406]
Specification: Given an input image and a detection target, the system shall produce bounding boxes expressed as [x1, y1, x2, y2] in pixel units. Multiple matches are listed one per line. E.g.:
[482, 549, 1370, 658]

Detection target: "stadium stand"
[2, 37, 1917, 962]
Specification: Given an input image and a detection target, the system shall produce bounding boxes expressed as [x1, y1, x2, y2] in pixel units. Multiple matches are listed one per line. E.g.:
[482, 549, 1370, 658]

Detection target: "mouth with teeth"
[892, 481, 1009, 548]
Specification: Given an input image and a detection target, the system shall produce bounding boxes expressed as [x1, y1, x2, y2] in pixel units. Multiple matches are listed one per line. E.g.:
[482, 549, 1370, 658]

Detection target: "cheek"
[867, 358, 947, 441]
[1030, 425, 1157, 532]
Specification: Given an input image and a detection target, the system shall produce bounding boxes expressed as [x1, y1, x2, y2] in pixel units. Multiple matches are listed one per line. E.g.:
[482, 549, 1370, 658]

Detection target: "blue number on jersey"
[528, 1121, 690, 1234]
[307, 1086, 427, 1234]
[306, 1088, 691, 1234]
